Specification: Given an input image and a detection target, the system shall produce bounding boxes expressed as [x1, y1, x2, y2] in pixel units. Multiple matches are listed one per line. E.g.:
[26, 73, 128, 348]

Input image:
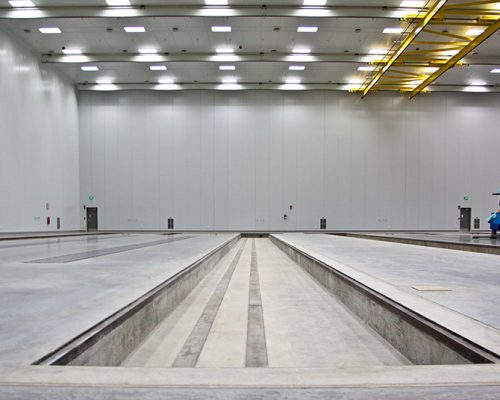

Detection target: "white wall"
[78, 90, 500, 231]
[0, 28, 80, 232]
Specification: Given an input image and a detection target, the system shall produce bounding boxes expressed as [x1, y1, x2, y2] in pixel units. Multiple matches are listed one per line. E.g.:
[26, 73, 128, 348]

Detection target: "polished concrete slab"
[0, 233, 236, 366]
[1, 232, 500, 399]
[343, 231, 500, 255]
[276, 233, 500, 330]
[123, 238, 408, 369]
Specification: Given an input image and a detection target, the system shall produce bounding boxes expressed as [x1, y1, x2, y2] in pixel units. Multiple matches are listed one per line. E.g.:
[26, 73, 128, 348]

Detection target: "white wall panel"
[78, 90, 500, 231]
[0, 28, 80, 233]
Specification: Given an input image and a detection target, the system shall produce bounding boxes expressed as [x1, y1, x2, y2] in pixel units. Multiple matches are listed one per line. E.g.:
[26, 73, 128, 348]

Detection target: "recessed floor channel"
[36, 237, 498, 368]
[122, 238, 406, 368]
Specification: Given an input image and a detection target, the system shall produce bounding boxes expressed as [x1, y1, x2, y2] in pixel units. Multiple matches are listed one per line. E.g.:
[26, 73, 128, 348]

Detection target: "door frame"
[86, 207, 98, 232]
[459, 207, 471, 232]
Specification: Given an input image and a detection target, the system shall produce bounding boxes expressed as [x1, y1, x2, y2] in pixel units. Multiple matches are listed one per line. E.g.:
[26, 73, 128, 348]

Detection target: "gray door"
[86, 208, 98, 232]
[460, 208, 471, 232]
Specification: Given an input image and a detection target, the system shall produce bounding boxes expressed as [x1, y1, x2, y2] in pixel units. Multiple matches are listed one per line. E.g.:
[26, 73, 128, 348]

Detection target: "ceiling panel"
[0, 0, 499, 93]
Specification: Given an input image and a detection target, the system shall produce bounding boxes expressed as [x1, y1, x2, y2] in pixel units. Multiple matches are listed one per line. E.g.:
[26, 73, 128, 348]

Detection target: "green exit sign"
[464, 196, 470, 201]
[89, 195, 95, 201]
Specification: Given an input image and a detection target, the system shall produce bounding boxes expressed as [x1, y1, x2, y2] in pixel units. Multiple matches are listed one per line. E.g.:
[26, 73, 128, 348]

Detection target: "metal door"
[459, 208, 471, 232]
[86, 208, 98, 232]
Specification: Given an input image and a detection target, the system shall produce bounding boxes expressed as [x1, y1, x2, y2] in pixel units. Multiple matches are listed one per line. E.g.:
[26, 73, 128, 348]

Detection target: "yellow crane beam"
[362, 0, 449, 98]
[410, 19, 500, 98]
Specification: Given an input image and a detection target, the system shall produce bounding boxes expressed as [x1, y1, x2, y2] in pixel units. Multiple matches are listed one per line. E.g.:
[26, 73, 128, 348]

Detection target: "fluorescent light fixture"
[303, 0, 327, 5]
[358, 66, 375, 71]
[211, 26, 231, 32]
[400, 1, 425, 7]
[96, 78, 113, 84]
[124, 26, 146, 33]
[289, 65, 305, 71]
[62, 48, 82, 55]
[39, 27, 61, 34]
[285, 77, 301, 84]
[444, 50, 460, 56]
[466, 29, 485, 37]
[205, 0, 228, 4]
[138, 48, 157, 54]
[383, 27, 404, 34]
[292, 47, 311, 54]
[423, 67, 439, 73]
[470, 80, 487, 86]
[155, 84, 180, 91]
[219, 65, 236, 70]
[369, 48, 388, 55]
[106, 0, 130, 5]
[158, 78, 174, 84]
[297, 26, 318, 33]
[150, 65, 167, 71]
[8, 0, 35, 7]
[94, 84, 118, 91]
[222, 77, 238, 83]
[216, 47, 234, 53]
[218, 84, 242, 90]
[348, 78, 364, 85]
[491, 68, 500, 73]
[463, 85, 488, 92]
[81, 66, 99, 71]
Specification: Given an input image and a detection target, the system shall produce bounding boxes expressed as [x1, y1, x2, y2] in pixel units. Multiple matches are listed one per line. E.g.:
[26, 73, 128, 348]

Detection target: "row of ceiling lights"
[5, 0, 437, 9]
[7, 0, 500, 90]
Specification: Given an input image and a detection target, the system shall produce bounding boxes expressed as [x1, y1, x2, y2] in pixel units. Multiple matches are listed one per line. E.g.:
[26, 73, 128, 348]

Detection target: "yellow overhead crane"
[361, 0, 500, 98]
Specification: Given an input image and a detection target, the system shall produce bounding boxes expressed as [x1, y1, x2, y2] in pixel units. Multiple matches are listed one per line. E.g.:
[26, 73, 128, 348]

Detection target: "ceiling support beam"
[40, 52, 500, 66]
[77, 82, 500, 92]
[362, 0, 449, 97]
[410, 18, 500, 98]
[0, 5, 423, 19]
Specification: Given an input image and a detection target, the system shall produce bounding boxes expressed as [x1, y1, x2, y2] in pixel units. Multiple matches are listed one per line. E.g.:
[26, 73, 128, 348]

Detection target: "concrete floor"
[0, 232, 499, 399]
[276, 233, 500, 329]
[123, 238, 407, 368]
[0, 233, 236, 366]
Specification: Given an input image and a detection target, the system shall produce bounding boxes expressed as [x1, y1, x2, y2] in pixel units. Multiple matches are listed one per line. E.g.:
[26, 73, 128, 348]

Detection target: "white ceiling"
[0, 0, 499, 91]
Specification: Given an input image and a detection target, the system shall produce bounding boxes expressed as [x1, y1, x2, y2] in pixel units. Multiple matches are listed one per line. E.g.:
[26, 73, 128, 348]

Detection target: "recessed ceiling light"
[222, 77, 238, 83]
[38, 27, 61, 34]
[297, 26, 318, 33]
[216, 47, 234, 53]
[63, 48, 82, 55]
[158, 78, 174, 84]
[466, 29, 485, 37]
[124, 26, 146, 33]
[219, 65, 236, 70]
[211, 26, 232, 32]
[285, 77, 301, 84]
[491, 68, 500, 73]
[358, 66, 375, 71]
[289, 65, 305, 70]
[292, 47, 311, 54]
[369, 48, 388, 55]
[106, 0, 130, 5]
[81, 66, 99, 71]
[303, 0, 327, 5]
[463, 85, 488, 92]
[383, 27, 404, 34]
[8, 0, 35, 7]
[205, 0, 228, 5]
[150, 65, 167, 71]
[400, 1, 425, 7]
[138, 48, 157, 54]
[96, 78, 113, 84]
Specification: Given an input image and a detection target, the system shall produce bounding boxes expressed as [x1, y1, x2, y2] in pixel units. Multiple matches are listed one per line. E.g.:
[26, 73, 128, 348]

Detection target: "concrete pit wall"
[269, 235, 498, 366]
